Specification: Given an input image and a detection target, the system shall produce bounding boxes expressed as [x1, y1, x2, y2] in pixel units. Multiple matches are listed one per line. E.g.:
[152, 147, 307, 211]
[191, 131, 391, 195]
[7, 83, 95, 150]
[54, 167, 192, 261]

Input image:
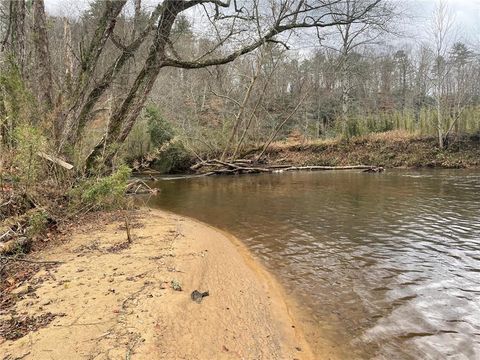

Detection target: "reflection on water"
[142, 169, 480, 359]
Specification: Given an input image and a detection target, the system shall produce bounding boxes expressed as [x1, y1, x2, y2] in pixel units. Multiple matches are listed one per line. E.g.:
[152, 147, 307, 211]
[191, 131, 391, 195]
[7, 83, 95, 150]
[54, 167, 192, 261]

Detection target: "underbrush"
[69, 165, 132, 211]
[1, 159, 133, 260]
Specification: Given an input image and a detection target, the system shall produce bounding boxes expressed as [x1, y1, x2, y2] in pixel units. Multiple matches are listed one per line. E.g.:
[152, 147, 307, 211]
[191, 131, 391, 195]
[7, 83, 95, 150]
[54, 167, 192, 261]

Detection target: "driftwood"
[192, 160, 382, 176]
[363, 166, 385, 173]
[0, 237, 31, 255]
[0, 228, 15, 242]
[126, 180, 157, 194]
[37, 152, 73, 170]
[283, 165, 380, 171]
[190, 159, 252, 171]
[0, 208, 54, 257]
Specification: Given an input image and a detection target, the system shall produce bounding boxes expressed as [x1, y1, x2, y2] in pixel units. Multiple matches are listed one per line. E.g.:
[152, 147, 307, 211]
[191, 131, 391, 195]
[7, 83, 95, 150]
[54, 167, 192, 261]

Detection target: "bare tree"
[256, 87, 310, 160]
[0, 0, 419, 174]
[219, 55, 261, 161]
[78, 0, 391, 172]
[430, 0, 455, 148]
[321, 0, 395, 134]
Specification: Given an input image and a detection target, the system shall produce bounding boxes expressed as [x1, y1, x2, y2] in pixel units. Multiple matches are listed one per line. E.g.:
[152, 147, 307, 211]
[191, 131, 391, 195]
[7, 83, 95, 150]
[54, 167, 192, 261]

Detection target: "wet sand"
[0, 209, 319, 359]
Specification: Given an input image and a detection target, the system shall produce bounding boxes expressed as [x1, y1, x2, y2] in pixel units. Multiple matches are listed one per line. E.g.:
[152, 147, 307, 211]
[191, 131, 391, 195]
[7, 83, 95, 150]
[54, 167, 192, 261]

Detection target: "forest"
[0, 0, 478, 175]
[0, 1, 479, 358]
[0, 0, 478, 249]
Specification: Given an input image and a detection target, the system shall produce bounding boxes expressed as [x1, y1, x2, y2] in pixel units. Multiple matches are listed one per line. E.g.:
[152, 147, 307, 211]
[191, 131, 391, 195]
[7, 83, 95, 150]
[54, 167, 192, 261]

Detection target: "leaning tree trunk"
[63, 18, 74, 92]
[256, 91, 309, 161]
[58, 0, 127, 150]
[84, 0, 183, 174]
[220, 68, 259, 161]
[59, 1, 164, 150]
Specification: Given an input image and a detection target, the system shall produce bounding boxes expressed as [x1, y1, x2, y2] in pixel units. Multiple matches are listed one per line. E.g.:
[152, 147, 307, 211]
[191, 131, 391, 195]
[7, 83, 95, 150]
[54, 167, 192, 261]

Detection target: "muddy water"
[143, 170, 480, 359]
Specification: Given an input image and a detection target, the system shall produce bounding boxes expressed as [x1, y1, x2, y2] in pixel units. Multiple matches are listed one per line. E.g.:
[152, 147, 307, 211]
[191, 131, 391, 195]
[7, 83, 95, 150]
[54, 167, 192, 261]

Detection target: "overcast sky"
[44, 0, 480, 45]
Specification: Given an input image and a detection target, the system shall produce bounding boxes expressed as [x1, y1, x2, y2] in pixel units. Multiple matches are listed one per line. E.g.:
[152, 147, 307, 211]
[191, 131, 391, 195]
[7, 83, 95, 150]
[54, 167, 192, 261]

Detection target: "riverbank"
[251, 131, 480, 169]
[139, 131, 480, 175]
[0, 209, 317, 359]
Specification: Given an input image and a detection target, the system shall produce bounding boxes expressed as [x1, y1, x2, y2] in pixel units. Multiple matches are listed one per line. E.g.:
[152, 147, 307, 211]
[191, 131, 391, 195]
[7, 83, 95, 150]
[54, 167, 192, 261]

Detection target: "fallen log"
[126, 180, 158, 195]
[210, 160, 272, 173]
[0, 228, 15, 243]
[37, 152, 73, 170]
[363, 166, 385, 173]
[232, 159, 253, 164]
[0, 237, 31, 255]
[193, 160, 381, 176]
[283, 165, 377, 171]
[190, 161, 207, 171]
[267, 164, 294, 169]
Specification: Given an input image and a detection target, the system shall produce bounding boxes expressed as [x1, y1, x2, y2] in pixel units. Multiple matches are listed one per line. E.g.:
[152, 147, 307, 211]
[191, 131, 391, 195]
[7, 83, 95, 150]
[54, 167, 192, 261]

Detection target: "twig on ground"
[125, 217, 132, 243]
[0, 255, 64, 265]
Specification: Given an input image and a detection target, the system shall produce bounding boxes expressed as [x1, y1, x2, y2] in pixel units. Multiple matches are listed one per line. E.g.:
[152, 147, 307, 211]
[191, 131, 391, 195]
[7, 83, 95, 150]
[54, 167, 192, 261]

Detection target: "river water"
[143, 169, 480, 359]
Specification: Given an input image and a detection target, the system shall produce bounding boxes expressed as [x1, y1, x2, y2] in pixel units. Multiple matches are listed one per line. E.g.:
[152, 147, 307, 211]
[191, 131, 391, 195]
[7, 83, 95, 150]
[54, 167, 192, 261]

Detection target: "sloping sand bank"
[0, 209, 314, 359]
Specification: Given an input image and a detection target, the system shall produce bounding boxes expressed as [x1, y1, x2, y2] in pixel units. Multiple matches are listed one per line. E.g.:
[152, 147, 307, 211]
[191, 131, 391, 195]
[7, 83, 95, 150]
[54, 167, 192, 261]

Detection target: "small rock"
[171, 280, 182, 291]
[191, 290, 209, 303]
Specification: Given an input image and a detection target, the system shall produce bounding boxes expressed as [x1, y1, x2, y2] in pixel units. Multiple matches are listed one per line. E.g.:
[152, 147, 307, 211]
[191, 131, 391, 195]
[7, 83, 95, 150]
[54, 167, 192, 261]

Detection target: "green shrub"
[71, 165, 132, 210]
[146, 105, 173, 147]
[26, 210, 49, 238]
[123, 105, 176, 164]
[124, 117, 151, 161]
[13, 125, 46, 188]
[151, 139, 191, 173]
[0, 61, 35, 124]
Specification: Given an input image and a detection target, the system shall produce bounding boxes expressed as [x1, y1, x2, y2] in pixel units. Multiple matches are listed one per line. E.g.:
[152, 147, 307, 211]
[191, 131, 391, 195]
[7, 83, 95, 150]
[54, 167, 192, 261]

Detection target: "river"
[142, 169, 480, 359]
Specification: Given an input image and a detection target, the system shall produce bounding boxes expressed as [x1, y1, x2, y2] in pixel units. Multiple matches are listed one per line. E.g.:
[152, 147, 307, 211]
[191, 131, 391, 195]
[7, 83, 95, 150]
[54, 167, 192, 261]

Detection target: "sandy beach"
[0, 209, 315, 359]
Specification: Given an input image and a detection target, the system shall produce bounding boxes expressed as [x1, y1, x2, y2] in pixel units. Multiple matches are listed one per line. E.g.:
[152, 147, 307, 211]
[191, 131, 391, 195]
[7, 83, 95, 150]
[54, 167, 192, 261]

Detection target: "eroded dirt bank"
[0, 209, 318, 359]
[253, 132, 480, 169]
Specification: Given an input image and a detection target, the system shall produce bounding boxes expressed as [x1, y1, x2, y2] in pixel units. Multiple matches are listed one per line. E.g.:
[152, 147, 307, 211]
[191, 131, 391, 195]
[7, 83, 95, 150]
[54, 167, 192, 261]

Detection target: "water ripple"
[146, 169, 480, 359]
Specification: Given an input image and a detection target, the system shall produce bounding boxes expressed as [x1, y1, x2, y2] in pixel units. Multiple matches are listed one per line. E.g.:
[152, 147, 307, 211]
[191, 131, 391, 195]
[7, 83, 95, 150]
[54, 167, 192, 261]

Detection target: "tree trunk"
[221, 70, 259, 161]
[231, 51, 281, 160]
[33, 0, 54, 110]
[114, 0, 142, 109]
[59, 0, 127, 149]
[60, 1, 165, 150]
[437, 96, 444, 149]
[84, 0, 182, 173]
[63, 18, 74, 92]
[401, 62, 407, 115]
[256, 91, 309, 161]
[8, 0, 27, 75]
[340, 57, 350, 136]
[133, 0, 142, 38]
